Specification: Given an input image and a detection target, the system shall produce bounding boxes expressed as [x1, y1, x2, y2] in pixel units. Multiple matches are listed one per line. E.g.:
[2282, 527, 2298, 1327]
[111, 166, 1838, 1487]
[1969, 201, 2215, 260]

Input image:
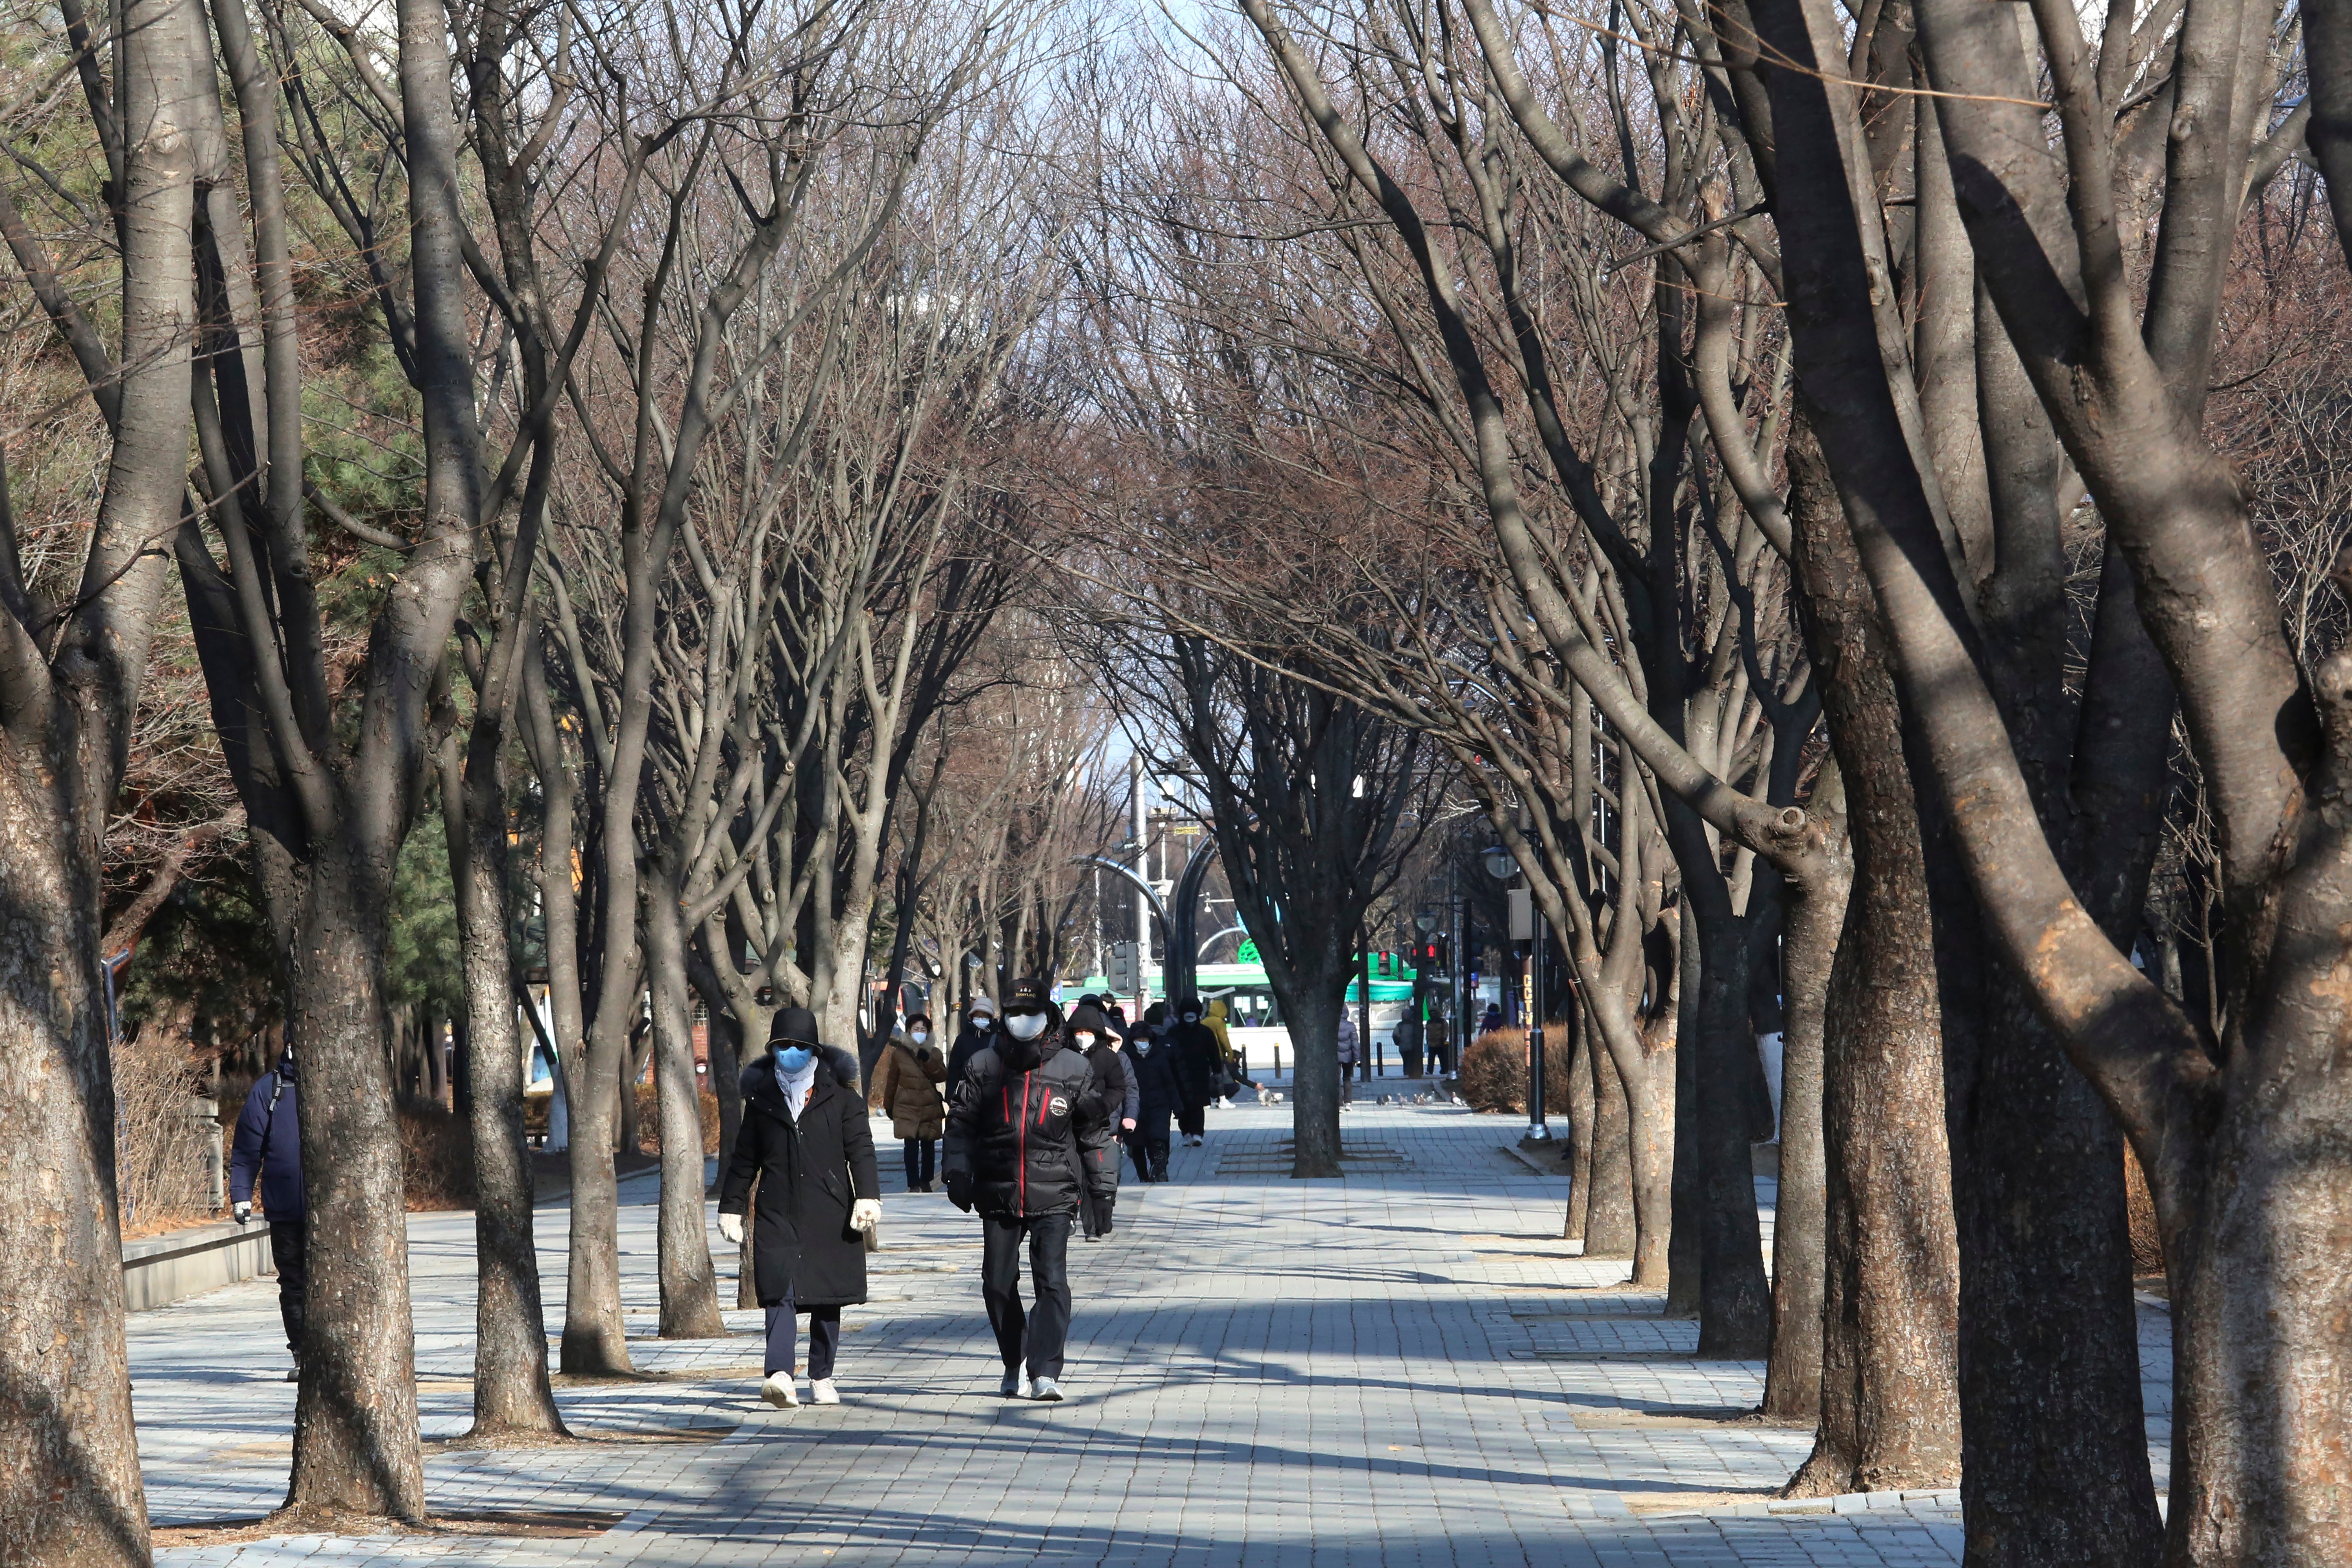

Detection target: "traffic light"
[1106, 941, 1139, 994]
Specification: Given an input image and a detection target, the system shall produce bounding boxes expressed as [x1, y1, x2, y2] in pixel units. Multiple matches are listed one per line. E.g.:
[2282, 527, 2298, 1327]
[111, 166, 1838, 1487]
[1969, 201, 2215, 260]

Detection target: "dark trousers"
[763, 1297, 841, 1379]
[268, 1219, 307, 1359]
[982, 1212, 1072, 1379]
[1129, 1119, 1170, 1181]
[903, 1137, 937, 1189]
[1081, 1191, 1116, 1237]
[1176, 1102, 1205, 1137]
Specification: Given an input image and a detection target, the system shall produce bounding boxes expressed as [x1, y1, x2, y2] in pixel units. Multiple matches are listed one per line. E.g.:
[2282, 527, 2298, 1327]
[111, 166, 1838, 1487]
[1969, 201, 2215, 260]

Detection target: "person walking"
[1125, 1006, 1182, 1181]
[942, 978, 1109, 1401]
[718, 1007, 881, 1408]
[872, 1015, 948, 1192]
[1168, 998, 1220, 1147]
[1204, 997, 1268, 1104]
[228, 1045, 306, 1380]
[946, 995, 997, 1095]
[1336, 1013, 1360, 1106]
[1069, 1002, 1133, 1239]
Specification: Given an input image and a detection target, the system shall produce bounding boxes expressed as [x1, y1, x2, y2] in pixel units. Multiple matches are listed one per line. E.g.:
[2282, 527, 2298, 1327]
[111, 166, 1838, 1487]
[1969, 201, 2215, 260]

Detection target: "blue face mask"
[776, 1045, 815, 1074]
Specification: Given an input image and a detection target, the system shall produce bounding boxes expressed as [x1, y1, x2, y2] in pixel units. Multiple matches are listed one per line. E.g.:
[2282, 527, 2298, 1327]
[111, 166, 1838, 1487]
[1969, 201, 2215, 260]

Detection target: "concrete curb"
[123, 1221, 275, 1311]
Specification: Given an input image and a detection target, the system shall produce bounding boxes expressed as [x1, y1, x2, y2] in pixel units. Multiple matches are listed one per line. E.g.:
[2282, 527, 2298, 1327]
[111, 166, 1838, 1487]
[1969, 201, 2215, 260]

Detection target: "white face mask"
[1005, 1013, 1047, 1041]
[973, 1015, 993, 1030]
[1073, 1033, 1096, 1049]
[910, 1030, 929, 1045]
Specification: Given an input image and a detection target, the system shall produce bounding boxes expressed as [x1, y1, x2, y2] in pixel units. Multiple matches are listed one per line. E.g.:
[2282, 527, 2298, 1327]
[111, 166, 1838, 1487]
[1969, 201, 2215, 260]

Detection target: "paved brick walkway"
[134, 1099, 2168, 1565]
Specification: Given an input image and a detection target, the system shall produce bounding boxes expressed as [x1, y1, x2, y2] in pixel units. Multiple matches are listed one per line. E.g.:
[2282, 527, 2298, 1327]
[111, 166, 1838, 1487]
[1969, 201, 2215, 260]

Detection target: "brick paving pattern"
[133, 1099, 2168, 1565]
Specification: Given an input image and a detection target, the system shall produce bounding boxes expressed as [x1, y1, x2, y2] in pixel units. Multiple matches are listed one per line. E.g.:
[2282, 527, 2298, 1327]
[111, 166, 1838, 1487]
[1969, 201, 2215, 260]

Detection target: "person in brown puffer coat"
[872, 1016, 948, 1191]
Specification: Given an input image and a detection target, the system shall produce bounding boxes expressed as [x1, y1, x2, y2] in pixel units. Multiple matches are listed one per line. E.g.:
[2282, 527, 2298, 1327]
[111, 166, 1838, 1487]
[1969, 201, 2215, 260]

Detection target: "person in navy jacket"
[228, 1045, 306, 1378]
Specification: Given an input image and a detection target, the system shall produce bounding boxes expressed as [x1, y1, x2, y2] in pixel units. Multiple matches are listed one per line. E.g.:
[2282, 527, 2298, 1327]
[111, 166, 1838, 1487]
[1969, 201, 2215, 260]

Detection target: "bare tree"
[0, 0, 202, 1550]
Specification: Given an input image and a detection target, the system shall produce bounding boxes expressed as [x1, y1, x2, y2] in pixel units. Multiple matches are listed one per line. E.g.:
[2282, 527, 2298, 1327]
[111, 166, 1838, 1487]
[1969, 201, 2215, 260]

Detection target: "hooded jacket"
[1068, 1004, 1136, 1125]
[942, 998, 1109, 1218]
[228, 1052, 304, 1219]
[720, 1053, 878, 1307]
[1125, 1025, 1184, 1122]
[946, 1009, 996, 1097]
[873, 1029, 948, 1139]
[1168, 1000, 1223, 1108]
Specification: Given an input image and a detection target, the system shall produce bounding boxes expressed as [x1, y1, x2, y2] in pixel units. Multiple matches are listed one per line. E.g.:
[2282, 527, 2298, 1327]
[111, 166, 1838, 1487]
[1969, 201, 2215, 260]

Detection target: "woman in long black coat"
[719, 1007, 880, 1408]
[1125, 1012, 1184, 1182]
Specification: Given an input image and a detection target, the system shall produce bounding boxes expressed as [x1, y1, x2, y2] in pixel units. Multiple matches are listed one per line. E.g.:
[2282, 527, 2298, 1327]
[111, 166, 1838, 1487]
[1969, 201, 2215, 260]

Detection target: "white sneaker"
[1002, 1369, 1031, 1399]
[760, 1372, 800, 1408]
[1029, 1377, 1064, 1401]
[809, 1378, 840, 1405]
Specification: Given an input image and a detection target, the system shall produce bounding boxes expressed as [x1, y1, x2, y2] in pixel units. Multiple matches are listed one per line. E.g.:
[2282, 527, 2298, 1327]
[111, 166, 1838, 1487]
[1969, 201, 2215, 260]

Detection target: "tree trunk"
[1563, 1002, 1596, 1241]
[1944, 971, 2160, 1558]
[443, 738, 564, 1437]
[1781, 422, 1963, 1495]
[0, 751, 150, 1568]
[1582, 1022, 1638, 1259]
[617, 1031, 646, 1156]
[1762, 759, 1846, 1423]
[523, 658, 634, 1377]
[644, 869, 723, 1338]
[1286, 985, 1344, 1178]
[1667, 902, 1702, 1315]
[560, 1041, 632, 1373]
[1687, 905, 1773, 1359]
[820, 904, 873, 1083]
[284, 849, 425, 1519]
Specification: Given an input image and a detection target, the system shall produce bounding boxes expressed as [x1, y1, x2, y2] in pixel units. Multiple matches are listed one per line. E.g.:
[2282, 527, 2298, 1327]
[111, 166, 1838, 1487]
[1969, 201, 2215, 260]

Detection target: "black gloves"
[944, 1170, 974, 1212]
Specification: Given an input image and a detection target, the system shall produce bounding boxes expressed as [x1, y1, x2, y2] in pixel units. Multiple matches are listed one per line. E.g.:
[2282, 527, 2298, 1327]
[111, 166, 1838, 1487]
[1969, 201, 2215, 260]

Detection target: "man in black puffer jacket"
[942, 977, 1109, 1402]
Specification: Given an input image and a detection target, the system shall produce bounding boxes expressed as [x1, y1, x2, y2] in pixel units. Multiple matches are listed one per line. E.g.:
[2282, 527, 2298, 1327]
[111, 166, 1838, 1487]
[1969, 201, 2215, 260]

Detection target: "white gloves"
[851, 1199, 882, 1233]
[718, 1213, 744, 1245]
[232, 1201, 252, 1224]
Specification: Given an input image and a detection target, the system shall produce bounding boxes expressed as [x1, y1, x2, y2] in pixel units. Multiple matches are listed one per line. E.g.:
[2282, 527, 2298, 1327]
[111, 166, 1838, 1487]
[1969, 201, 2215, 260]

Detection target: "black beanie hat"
[769, 1006, 821, 1048]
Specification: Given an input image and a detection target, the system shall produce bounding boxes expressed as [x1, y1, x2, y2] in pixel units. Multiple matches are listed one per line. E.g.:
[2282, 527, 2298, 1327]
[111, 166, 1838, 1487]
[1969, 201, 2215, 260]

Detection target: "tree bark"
[1686, 902, 1773, 1358]
[440, 735, 564, 1437]
[644, 866, 724, 1338]
[1286, 984, 1345, 1178]
[1667, 901, 1702, 1316]
[1779, 420, 1963, 1494]
[1563, 1002, 1596, 1241]
[521, 652, 634, 1375]
[1581, 1020, 1638, 1259]
[283, 848, 426, 1519]
[1944, 971, 2160, 1559]
[1762, 758, 1846, 1422]
[0, 0, 193, 1545]
[0, 759, 151, 1568]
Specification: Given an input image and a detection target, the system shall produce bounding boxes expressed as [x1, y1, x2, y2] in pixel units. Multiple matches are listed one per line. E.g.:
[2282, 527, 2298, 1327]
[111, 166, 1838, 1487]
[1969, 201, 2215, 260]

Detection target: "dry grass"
[113, 1032, 220, 1232]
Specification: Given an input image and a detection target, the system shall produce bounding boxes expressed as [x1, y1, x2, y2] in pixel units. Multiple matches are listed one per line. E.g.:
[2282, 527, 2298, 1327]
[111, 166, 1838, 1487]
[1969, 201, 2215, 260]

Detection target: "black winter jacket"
[1125, 1035, 1184, 1122]
[719, 1057, 879, 1308]
[943, 1034, 1109, 1218]
[946, 1022, 995, 1100]
[1169, 1020, 1222, 1108]
[1087, 1042, 1139, 1125]
[228, 1059, 303, 1218]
